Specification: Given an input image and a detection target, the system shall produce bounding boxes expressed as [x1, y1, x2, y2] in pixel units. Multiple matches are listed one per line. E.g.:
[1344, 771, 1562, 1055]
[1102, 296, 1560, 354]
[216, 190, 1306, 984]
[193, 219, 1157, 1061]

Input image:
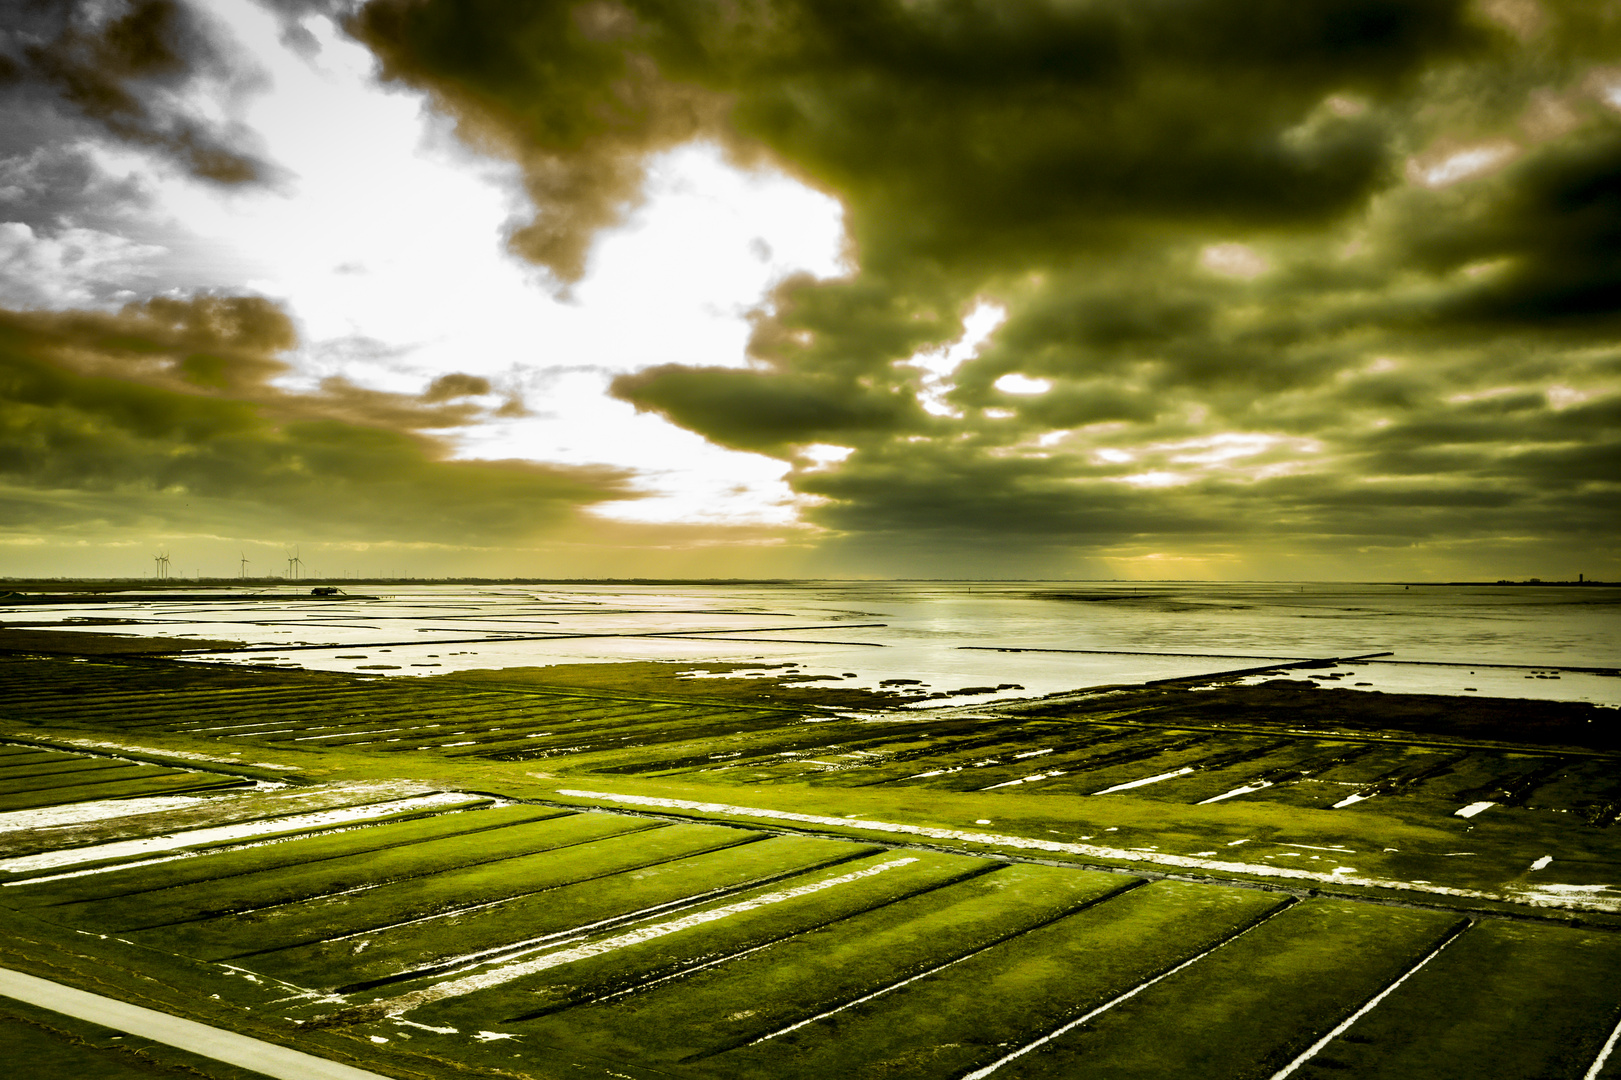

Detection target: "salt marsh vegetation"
[0, 587, 1617, 1078]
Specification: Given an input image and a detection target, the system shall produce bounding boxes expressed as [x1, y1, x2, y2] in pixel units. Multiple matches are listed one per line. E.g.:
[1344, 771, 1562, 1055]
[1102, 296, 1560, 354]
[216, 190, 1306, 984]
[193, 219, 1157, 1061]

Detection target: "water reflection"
[3, 582, 1615, 706]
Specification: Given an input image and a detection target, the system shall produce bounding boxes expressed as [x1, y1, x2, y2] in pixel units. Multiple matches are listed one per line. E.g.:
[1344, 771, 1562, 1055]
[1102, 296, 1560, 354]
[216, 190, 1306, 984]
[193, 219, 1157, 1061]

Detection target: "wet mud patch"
[432, 661, 924, 711]
[0, 627, 242, 656]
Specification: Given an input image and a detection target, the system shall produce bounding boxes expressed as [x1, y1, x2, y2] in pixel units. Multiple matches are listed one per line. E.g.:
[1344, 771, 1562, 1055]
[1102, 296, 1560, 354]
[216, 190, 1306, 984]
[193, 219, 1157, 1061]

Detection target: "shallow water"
[4, 581, 1617, 706]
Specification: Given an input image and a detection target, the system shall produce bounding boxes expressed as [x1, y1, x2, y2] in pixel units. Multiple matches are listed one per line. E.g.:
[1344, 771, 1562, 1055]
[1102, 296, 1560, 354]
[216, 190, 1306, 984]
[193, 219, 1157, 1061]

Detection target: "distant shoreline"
[1, 577, 1615, 591]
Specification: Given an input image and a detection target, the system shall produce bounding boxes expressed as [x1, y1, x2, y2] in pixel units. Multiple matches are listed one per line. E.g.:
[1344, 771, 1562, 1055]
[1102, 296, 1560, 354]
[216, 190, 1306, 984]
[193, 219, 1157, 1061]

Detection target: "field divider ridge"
[326, 839, 882, 994]
[486, 856, 1005, 1018]
[552, 789, 1621, 916]
[120, 818, 671, 930]
[1584, 1010, 1621, 1080]
[315, 854, 987, 1023]
[25, 804, 574, 909]
[221, 828, 773, 963]
[0, 791, 491, 882]
[957, 896, 1302, 1079]
[686, 875, 1153, 1062]
[1266, 916, 1475, 1080]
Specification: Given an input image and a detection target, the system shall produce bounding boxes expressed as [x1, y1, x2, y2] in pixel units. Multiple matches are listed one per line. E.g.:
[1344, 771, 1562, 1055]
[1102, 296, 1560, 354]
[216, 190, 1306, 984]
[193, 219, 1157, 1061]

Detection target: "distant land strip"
[962, 646, 1617, 675]
[167, 623, 890, 654]
[962, 646, 1308, 660]
[1144, 652, 1396, 685]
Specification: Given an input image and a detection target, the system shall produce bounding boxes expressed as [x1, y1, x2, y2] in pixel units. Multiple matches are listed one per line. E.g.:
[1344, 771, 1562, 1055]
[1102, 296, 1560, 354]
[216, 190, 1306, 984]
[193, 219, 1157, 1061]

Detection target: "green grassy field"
[990, 900, 1464, 1079]
[0, 651, 1618, 1080]
[0, 998, 271, 1080]
[1292, 919, 1621, 1080]
[253, 833, 870, 992]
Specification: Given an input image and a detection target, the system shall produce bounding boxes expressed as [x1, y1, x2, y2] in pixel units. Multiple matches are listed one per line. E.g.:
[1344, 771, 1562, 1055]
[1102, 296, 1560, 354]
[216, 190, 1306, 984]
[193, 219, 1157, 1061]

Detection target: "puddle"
[0, 790, 476, 876]
[1092, 767, 1196, 795]
[0, 795, 212, 833]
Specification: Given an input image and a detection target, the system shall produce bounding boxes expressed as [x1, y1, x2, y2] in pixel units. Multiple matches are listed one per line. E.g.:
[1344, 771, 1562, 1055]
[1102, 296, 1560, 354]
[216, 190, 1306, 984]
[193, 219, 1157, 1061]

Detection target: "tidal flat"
[0, 582, 1617, 1079]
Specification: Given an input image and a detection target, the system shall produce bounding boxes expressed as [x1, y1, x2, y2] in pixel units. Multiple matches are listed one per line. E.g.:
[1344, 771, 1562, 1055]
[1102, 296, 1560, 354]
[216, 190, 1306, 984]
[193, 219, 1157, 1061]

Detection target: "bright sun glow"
[907, 301, 1008, 417]
[140, 0, 848, 527]
[993, 373, 1052, 395]
[1198, 242, 1269, 279]
[1406, 140, 1520, 188]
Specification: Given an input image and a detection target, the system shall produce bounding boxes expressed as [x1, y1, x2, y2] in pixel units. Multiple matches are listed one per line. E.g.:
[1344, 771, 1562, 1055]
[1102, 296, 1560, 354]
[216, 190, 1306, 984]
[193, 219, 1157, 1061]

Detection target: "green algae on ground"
[500, 862, 1135, 1066]
[169, 822, 762, 967]
[993, 900, 1466, 1080]
[710, 880, 1288, 1080]
[436, 660, 924, 711]
[7, 802, 560, 907]
[2, 647, 1620, 1080]
[400, 849, 995, 1031]
[253, 833, 874, 993]
[55, 812, 658, 938]
[1295, 919, 1621, 1080]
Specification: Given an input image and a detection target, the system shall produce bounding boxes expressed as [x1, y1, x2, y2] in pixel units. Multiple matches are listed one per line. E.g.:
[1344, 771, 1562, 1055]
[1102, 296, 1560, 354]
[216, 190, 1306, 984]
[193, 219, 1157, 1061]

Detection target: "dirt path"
[0, 966, 396, 1080]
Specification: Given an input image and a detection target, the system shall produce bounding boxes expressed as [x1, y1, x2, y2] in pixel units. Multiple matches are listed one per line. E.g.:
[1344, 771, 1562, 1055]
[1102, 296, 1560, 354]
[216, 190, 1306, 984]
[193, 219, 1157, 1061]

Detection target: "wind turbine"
[286, 547, 303, 581]
[153, 552, 170, 580]
[239, 553, 250, 579]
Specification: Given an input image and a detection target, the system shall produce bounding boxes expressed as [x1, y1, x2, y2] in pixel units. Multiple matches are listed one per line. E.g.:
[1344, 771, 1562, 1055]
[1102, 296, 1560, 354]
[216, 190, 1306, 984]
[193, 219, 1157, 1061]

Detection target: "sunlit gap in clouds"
[559, 142, 849, 527]
[1406, 140, 1521, 189]
[138, 0, 849, 531]
[905, 301, 1009, 418]
[1107, 432, 1324, 488]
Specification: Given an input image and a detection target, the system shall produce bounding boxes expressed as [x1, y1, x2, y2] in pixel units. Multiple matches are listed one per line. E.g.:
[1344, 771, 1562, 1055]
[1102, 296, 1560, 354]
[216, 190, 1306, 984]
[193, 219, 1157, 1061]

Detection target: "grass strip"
[0, 774, 247, 813]
[832, 728, 1145, 789]
[1290, 919, 1621, 1080]
[0, 793, 492, 882]
[171, 822, 766, 967]
[397, 850, 992, 1031]
[0, 754, 84, 772]
[279, 835, 879, 993]
[48, 812, 658, 933]
[0, 765, 186, 797]
[0, 783, 402, 860]
[9, 803, 561, 907]
[704, 879, 1288, 1080]
[990, 899, 1467, 1079]
[0, 758, 146, 782]
[514, 863, 1137, 1067]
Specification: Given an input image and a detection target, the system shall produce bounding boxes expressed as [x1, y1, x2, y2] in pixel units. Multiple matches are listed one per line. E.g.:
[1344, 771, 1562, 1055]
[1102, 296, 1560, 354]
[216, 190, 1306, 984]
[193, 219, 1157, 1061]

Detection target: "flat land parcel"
[1, 651, 1619, 1080]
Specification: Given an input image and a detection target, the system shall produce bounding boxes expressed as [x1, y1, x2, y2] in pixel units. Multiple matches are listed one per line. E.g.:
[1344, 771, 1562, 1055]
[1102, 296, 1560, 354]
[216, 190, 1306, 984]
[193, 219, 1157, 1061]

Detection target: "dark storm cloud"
[356, 0, 1480, 277]
[611, 363, 926, 453]
[0, 2, 281, 311]
[795, 441, 1216, 540]
[0, 0, 272, 184]
[1393, 123, 1621, 329]
[0, 296, 636, 541]
[422, 371, 492, 401]
[357, 0, 729, 283]
[253, 0, 363, 56]
[354, 0, 1621, 573]
[0, 142, 147, 235]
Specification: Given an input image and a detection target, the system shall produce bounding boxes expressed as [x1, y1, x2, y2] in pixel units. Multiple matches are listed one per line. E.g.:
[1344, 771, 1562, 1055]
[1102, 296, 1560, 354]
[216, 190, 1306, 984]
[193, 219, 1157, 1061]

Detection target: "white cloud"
[906, 301, 1008, 417]
[1199, 242, 1269, 279]
[0, 222, 166, 307]
[93, 0, 847, 530]
[1405, 141, 1520, 189]
[993, 373, 1052, 395]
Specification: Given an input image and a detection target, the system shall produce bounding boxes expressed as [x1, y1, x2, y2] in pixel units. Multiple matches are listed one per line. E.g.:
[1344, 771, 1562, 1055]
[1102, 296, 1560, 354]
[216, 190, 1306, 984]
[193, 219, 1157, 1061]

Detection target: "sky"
[0, 0, 1617, 581]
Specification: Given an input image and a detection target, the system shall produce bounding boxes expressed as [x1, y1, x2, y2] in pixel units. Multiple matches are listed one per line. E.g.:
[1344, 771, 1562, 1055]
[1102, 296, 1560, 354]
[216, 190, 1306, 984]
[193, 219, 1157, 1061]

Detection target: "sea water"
[5, 581, 1617, 706]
